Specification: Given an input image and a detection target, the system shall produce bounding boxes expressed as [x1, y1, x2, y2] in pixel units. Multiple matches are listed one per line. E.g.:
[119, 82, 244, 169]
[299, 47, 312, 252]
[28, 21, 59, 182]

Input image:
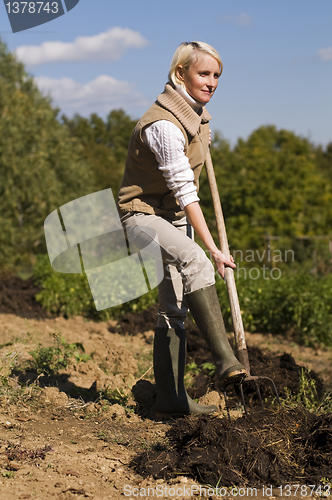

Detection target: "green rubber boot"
[185, 285, 247, 390]
[153, 327, 219, 420]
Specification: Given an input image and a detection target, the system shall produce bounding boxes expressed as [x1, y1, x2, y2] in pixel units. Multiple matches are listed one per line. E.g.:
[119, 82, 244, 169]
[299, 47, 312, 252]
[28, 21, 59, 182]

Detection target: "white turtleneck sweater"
[142, 86, 205, 211]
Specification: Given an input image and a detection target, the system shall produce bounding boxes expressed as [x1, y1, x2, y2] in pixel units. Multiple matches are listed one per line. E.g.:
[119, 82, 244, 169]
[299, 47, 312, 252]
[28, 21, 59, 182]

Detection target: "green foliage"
[27, 334, 91, 376]
[34, 255, 94, 318]
[0, 39, 95, 274]
[202, 127, 332, 255]
[216, 270, 332, 347]
[201, 362, 216, 377]
[281, 368, 319, 411]
[102, 387, 131, 406]
[33, 254, 158, 320]
[2, 472, 15, 478]
[62, 109, 137, 194]
[315, 142, 332, 184]
[280, 368, 332, 414]
[317, 392, 332, 414]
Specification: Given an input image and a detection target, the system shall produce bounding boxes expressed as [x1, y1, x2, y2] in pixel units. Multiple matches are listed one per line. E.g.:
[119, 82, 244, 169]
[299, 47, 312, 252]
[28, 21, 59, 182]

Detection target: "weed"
[136, 437, 150, 450]
[97, 430, 109, 441]
[279, 368, 332, 413]
[184, 362, 200, 387]
[26, 333, 92, 376]
[109, 434, 131, 446]
[98, 381, 136, 410]
[2, 471, 15, 478]
[201, 362, 216, 377]
[204, 474, 224, 496]
[3, 442, 53, 461]
[317, 392, 332, 414]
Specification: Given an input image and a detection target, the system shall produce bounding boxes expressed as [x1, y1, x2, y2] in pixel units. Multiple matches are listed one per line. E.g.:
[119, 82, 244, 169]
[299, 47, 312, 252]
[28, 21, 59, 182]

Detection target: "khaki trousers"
[121, 212, 215, 329]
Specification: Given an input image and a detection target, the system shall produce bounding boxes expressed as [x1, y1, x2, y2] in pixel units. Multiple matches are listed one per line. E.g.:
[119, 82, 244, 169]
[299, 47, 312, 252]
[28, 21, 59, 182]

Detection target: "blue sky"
[1, 0, 332, 147]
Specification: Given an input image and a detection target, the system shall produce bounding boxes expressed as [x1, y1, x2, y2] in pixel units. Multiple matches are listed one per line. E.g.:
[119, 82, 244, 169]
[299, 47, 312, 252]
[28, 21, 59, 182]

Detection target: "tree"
[0, 39, 95, 274]
[315, 142, 332, 184]
[62, 109, 137, 194]
[202, 126, 332, 255]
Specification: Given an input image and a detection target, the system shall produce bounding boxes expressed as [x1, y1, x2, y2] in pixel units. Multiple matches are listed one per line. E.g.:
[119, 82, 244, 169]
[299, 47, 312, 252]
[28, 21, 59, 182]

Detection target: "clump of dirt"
[115, 304, 158, 335]
[0, 276, 47, 319]
[132, 407, 332, 486]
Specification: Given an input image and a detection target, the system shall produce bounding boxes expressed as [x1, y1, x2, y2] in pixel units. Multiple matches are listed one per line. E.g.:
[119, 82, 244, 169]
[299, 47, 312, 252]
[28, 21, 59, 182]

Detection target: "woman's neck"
[175, 85, 203, 112]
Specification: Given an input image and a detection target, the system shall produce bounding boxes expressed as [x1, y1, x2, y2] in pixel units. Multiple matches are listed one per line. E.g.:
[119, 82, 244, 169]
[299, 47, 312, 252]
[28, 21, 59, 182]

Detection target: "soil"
[0, 277, 332, 499]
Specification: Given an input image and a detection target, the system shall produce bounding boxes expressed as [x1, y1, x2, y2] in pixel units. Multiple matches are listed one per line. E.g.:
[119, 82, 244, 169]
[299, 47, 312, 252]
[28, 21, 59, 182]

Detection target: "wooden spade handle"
[205, 150, 250, 372]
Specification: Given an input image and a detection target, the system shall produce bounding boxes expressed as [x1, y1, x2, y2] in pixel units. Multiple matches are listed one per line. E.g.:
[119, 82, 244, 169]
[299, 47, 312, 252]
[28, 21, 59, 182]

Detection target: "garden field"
[0, 277, 332, 500]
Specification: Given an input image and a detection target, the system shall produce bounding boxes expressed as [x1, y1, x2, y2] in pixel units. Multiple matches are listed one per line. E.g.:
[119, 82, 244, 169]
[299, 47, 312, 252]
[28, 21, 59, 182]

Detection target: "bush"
[34, 255, 332, 348]
[34, 254, 158, 321]
[216, 270, 332, 347]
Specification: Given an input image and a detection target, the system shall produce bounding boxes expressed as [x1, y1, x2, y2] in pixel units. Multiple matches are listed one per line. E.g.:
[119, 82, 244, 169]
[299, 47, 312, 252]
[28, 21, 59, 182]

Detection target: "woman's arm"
[184, 201, 235, 278]
[144, 121, 234, 278]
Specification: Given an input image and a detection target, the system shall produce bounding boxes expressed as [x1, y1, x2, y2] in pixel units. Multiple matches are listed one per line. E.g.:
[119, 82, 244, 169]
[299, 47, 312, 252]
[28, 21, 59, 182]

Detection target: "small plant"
[97, 430, 109, 441]
[27, 333, 92, 376]
[184, 362, 200, 386]
[201, 362, 216, 377]
[281, 368, 319, 411]
[317, 392, 332, 414]
[4, 442, 53, 461]
[2, 471, 15, 478]
[204, 474, 224, 496]
[101, 387, 130, 406]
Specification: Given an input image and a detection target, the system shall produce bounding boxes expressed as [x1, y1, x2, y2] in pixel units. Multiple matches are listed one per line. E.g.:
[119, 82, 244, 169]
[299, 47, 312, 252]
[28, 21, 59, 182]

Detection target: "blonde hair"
[168, 41, 223, 88]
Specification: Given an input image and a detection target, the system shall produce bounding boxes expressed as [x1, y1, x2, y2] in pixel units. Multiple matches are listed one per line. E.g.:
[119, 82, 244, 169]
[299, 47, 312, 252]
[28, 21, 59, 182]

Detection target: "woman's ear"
[176, 65, 185, 82]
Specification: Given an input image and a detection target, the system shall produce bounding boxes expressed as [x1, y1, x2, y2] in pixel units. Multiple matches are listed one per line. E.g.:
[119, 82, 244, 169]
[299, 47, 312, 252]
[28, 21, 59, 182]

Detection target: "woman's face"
[176, 53, 221, 104]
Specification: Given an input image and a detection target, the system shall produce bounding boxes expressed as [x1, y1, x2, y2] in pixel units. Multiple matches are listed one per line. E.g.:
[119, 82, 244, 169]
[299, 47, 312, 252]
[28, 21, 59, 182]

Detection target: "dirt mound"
[132, 407, 332, 486]
[0, 276, 47, 318]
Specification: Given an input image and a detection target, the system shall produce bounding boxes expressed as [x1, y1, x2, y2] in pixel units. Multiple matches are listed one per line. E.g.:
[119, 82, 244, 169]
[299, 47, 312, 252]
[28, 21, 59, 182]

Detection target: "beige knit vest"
[117, 83, 211, 221]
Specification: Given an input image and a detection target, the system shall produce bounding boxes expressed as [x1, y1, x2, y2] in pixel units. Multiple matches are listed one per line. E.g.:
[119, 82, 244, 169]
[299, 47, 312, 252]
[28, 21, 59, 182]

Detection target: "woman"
[117, 41, 246, 419]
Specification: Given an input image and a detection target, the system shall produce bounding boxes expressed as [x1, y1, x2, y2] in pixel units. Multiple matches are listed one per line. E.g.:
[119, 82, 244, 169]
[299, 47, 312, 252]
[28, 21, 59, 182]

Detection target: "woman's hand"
[211, 250, 236, 279]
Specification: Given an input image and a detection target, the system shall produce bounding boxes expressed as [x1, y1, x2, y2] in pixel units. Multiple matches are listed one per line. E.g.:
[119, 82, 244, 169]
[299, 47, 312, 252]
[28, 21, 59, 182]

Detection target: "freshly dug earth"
[0, 277, 332, 499]
[133, 408, 332, 487]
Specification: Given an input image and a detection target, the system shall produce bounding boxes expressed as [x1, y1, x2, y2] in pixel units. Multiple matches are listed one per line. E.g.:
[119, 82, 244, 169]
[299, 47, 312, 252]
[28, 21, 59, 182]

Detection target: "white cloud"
[221, 12, 252, 26]
[35, 75, 149, 114]
[15, 27, 148, 66]
[317, 47, 332, 61]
